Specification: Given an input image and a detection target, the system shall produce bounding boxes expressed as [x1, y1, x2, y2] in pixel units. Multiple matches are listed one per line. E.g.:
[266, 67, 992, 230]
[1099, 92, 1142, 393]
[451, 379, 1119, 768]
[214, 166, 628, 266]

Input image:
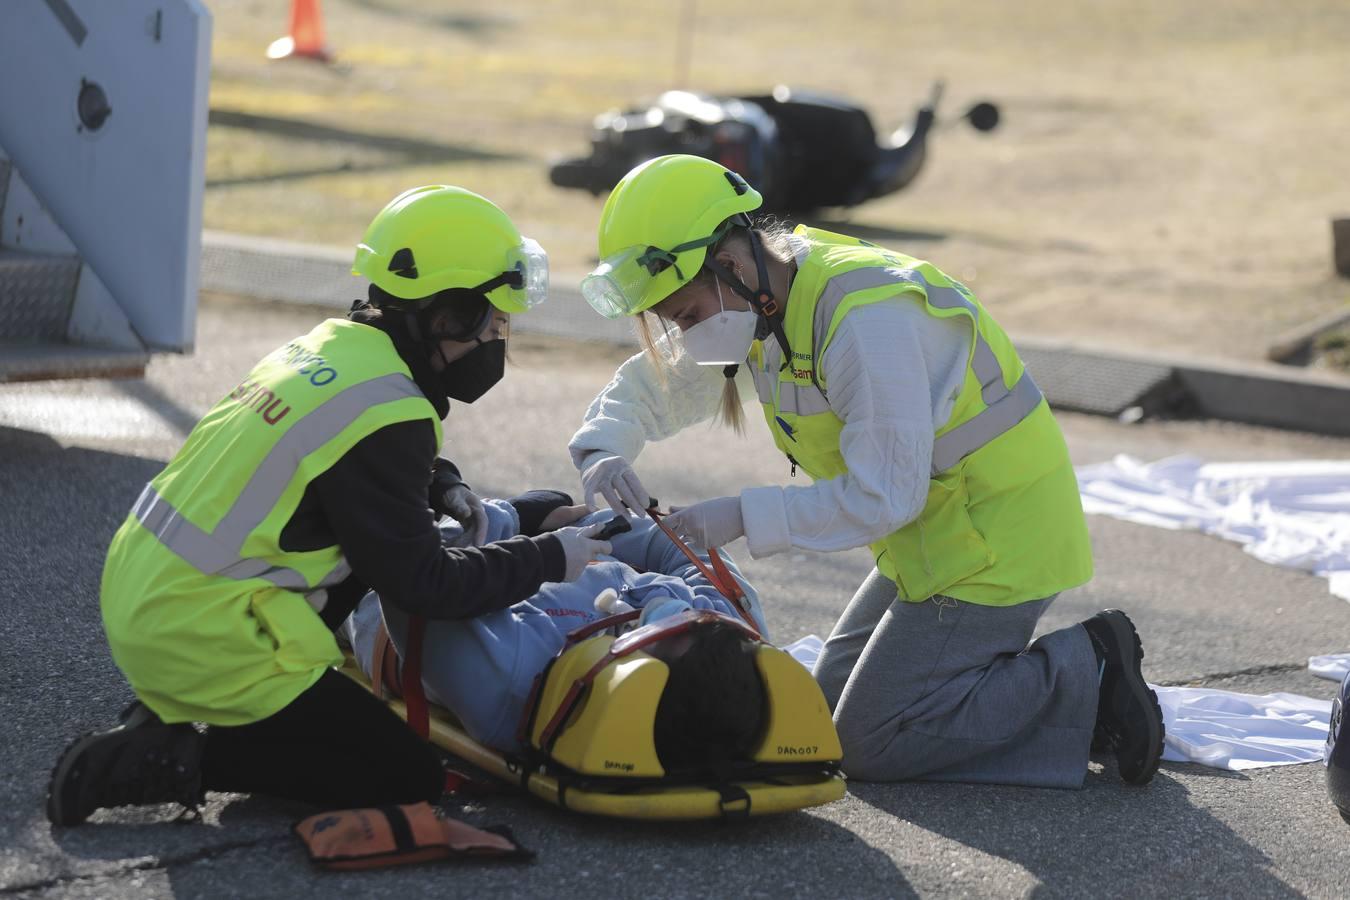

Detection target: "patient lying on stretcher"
[345, 492, 771, 768]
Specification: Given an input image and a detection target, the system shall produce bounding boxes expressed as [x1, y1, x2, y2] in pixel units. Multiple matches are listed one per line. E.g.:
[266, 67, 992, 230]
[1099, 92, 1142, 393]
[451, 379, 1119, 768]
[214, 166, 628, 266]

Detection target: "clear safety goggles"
[513, 236, 549, 309]
[580, 226, 730, 319]
[478, 236, 549, 311]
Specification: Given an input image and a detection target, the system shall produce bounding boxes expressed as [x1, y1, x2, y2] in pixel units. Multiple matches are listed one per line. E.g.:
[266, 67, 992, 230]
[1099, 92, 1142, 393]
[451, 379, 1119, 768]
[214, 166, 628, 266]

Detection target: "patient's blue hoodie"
[346, 501, 767, 752]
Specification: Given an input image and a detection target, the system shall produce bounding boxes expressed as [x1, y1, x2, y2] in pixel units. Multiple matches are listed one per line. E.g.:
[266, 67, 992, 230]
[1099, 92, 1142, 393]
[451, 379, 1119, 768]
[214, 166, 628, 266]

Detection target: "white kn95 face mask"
[680, 279, 757, 366]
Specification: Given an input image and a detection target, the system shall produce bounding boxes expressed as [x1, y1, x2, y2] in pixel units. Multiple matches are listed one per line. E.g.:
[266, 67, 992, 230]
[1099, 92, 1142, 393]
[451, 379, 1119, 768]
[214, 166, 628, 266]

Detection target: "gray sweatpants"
[813, 568, 1099, 788]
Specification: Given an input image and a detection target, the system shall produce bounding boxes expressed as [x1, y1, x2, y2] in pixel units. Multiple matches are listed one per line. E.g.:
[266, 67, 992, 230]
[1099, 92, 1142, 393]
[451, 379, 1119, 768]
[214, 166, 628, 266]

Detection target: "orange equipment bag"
[294, 801, 532, 870]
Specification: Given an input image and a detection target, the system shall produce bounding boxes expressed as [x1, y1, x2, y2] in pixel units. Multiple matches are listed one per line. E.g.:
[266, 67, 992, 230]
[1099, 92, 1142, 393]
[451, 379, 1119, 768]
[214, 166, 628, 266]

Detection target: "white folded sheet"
[1154, 685, 1331, 770]
[1075, 455, 1350, 603]
[1309, 652, 1350, 682]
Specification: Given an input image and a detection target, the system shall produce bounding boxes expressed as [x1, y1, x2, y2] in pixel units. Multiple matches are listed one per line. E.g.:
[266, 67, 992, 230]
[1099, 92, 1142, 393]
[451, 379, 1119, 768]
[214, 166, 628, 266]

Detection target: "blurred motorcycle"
[549, 82, 999, 213]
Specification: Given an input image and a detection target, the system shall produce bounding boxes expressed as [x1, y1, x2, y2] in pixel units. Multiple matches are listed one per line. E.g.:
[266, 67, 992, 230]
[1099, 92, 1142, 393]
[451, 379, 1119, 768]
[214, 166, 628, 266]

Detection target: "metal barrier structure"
[0, 0, 211, 382]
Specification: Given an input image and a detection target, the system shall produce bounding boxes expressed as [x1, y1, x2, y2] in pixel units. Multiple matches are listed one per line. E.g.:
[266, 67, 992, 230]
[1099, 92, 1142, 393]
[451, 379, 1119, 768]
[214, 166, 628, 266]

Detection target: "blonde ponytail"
[715, 369, 746, 435]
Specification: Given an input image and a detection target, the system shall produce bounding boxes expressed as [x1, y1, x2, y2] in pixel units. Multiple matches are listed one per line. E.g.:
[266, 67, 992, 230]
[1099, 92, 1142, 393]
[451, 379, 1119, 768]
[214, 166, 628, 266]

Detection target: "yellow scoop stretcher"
[342, 608, 846, 821]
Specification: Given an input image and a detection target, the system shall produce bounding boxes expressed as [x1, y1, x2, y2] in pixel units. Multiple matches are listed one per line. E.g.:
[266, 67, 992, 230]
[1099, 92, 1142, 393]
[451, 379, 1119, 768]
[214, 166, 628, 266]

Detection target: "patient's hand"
[539, 504, 590, 532]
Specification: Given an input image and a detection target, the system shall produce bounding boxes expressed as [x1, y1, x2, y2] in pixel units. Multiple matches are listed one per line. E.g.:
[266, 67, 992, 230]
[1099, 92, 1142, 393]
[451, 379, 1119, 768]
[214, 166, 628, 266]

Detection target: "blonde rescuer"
[571, 154, 1164, 788]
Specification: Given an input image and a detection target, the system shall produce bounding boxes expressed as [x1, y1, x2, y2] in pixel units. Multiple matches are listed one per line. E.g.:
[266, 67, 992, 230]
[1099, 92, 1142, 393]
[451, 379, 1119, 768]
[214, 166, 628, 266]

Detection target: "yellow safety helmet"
[525, 609, 843, 779]
[582, 155, 763, 318]
[353, 185, 547, 314]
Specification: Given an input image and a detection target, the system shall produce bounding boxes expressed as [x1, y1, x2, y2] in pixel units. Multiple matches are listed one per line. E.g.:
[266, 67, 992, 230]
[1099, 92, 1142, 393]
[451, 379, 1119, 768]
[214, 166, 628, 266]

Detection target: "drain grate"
[1019, 345, 1178, 417]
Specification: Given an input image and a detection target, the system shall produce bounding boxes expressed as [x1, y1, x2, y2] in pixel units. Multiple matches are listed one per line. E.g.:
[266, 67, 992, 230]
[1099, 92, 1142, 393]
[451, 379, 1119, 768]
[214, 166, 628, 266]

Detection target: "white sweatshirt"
[568, 293, 971, 560]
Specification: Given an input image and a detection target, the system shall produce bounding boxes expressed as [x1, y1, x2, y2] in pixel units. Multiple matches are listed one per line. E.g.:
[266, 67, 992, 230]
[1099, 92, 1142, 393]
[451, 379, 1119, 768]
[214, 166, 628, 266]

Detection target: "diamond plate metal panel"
[1019, 346, 1178, 417]
[0, 249, 80, 341]
[0, 2, 209, 350]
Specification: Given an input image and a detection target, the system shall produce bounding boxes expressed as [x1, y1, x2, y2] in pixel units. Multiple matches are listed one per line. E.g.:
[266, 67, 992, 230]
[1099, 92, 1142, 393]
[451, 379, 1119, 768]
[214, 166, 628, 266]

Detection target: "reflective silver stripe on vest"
[134, 372, 423, 590]
[808, 264, 1041, 473]
[813, 266, 1011, 407]
[749, 311, 832, 416]
[319, 557, 353, 589]
[215, 373, 424, 550]
[750, 360, 776, 406]
[133, 483, 314, 591]
[930, 372, 1044, 475]
[779, 380, 831, 416]
[752, 361, 831, 416]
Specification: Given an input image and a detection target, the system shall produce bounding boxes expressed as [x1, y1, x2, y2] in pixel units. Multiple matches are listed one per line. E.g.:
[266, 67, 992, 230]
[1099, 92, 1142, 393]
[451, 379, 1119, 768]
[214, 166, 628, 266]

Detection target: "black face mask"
[439, 338, 506, 404]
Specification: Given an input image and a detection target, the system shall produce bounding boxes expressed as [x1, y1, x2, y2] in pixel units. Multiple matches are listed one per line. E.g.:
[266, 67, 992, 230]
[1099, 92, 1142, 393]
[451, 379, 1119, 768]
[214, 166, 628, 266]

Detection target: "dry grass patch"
[204, 0, 1350, 364]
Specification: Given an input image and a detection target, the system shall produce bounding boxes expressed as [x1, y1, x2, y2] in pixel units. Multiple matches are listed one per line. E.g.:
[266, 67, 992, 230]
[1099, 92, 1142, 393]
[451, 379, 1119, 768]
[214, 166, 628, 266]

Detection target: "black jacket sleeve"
[308, 419, 566, 620]
[317, 573, 377, 631]
[508, 490, 575, 536]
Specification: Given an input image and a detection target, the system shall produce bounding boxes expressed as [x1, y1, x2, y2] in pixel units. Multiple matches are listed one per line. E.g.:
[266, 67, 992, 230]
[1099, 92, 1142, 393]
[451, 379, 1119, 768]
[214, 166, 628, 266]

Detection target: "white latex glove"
[663, 496, 745, 549]
[439, 484, 489, 547]
[580, 453, 652, 517]
[552, 523, 613, 582]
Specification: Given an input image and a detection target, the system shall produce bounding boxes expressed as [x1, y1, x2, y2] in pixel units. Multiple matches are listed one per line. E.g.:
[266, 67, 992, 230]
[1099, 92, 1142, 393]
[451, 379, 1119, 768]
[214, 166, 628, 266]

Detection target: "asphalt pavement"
[2, 294, 1348, 898]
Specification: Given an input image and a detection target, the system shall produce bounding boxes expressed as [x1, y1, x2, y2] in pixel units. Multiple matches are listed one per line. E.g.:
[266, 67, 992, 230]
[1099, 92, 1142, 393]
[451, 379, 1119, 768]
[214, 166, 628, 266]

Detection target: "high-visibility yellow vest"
[747, 227, 1092, 605]
[101, 319, 442, 725]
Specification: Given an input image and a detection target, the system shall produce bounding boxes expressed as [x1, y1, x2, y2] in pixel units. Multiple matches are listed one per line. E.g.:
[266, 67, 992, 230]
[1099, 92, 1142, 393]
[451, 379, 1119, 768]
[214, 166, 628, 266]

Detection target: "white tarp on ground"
[1309, 652, 1350, 682]
[1069, 455, 1348, 767]
[1075, 455, 1350, 602]
[1154, 687, 1331, 770]
[785, 634, 825, 672]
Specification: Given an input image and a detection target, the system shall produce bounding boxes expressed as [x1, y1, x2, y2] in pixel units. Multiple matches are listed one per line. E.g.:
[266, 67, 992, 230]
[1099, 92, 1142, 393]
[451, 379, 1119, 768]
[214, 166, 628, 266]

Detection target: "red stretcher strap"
[563, 610, 642, 646]
[648, 509, 759, 637]
[402, 615, 430, 739]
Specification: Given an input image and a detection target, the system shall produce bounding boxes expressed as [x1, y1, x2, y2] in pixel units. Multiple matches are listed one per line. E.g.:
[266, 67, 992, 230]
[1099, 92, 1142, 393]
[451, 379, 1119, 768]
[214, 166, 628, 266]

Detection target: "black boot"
[1081, 610, 1164, 785]
[47, 701, 206, 826]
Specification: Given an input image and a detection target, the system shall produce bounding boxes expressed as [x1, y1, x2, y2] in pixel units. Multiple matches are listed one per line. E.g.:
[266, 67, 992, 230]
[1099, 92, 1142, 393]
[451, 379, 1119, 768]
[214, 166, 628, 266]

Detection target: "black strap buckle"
[716, 784, 752, 821]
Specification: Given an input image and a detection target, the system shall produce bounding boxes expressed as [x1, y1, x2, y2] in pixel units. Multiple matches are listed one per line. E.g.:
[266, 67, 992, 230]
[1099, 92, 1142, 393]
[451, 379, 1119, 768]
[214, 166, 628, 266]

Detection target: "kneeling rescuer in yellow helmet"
[47, 187, 611, 825]
[572, 155, 1165, 788]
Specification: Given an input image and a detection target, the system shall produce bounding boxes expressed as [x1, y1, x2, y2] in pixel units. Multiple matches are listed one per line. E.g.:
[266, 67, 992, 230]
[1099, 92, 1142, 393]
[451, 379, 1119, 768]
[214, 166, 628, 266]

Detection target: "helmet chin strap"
[701, 226, 796, 377]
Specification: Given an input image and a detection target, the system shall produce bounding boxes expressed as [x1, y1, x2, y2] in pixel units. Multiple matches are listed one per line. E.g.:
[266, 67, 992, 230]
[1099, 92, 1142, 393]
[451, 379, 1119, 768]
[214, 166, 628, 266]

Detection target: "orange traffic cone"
[266, 0, 332, 62]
